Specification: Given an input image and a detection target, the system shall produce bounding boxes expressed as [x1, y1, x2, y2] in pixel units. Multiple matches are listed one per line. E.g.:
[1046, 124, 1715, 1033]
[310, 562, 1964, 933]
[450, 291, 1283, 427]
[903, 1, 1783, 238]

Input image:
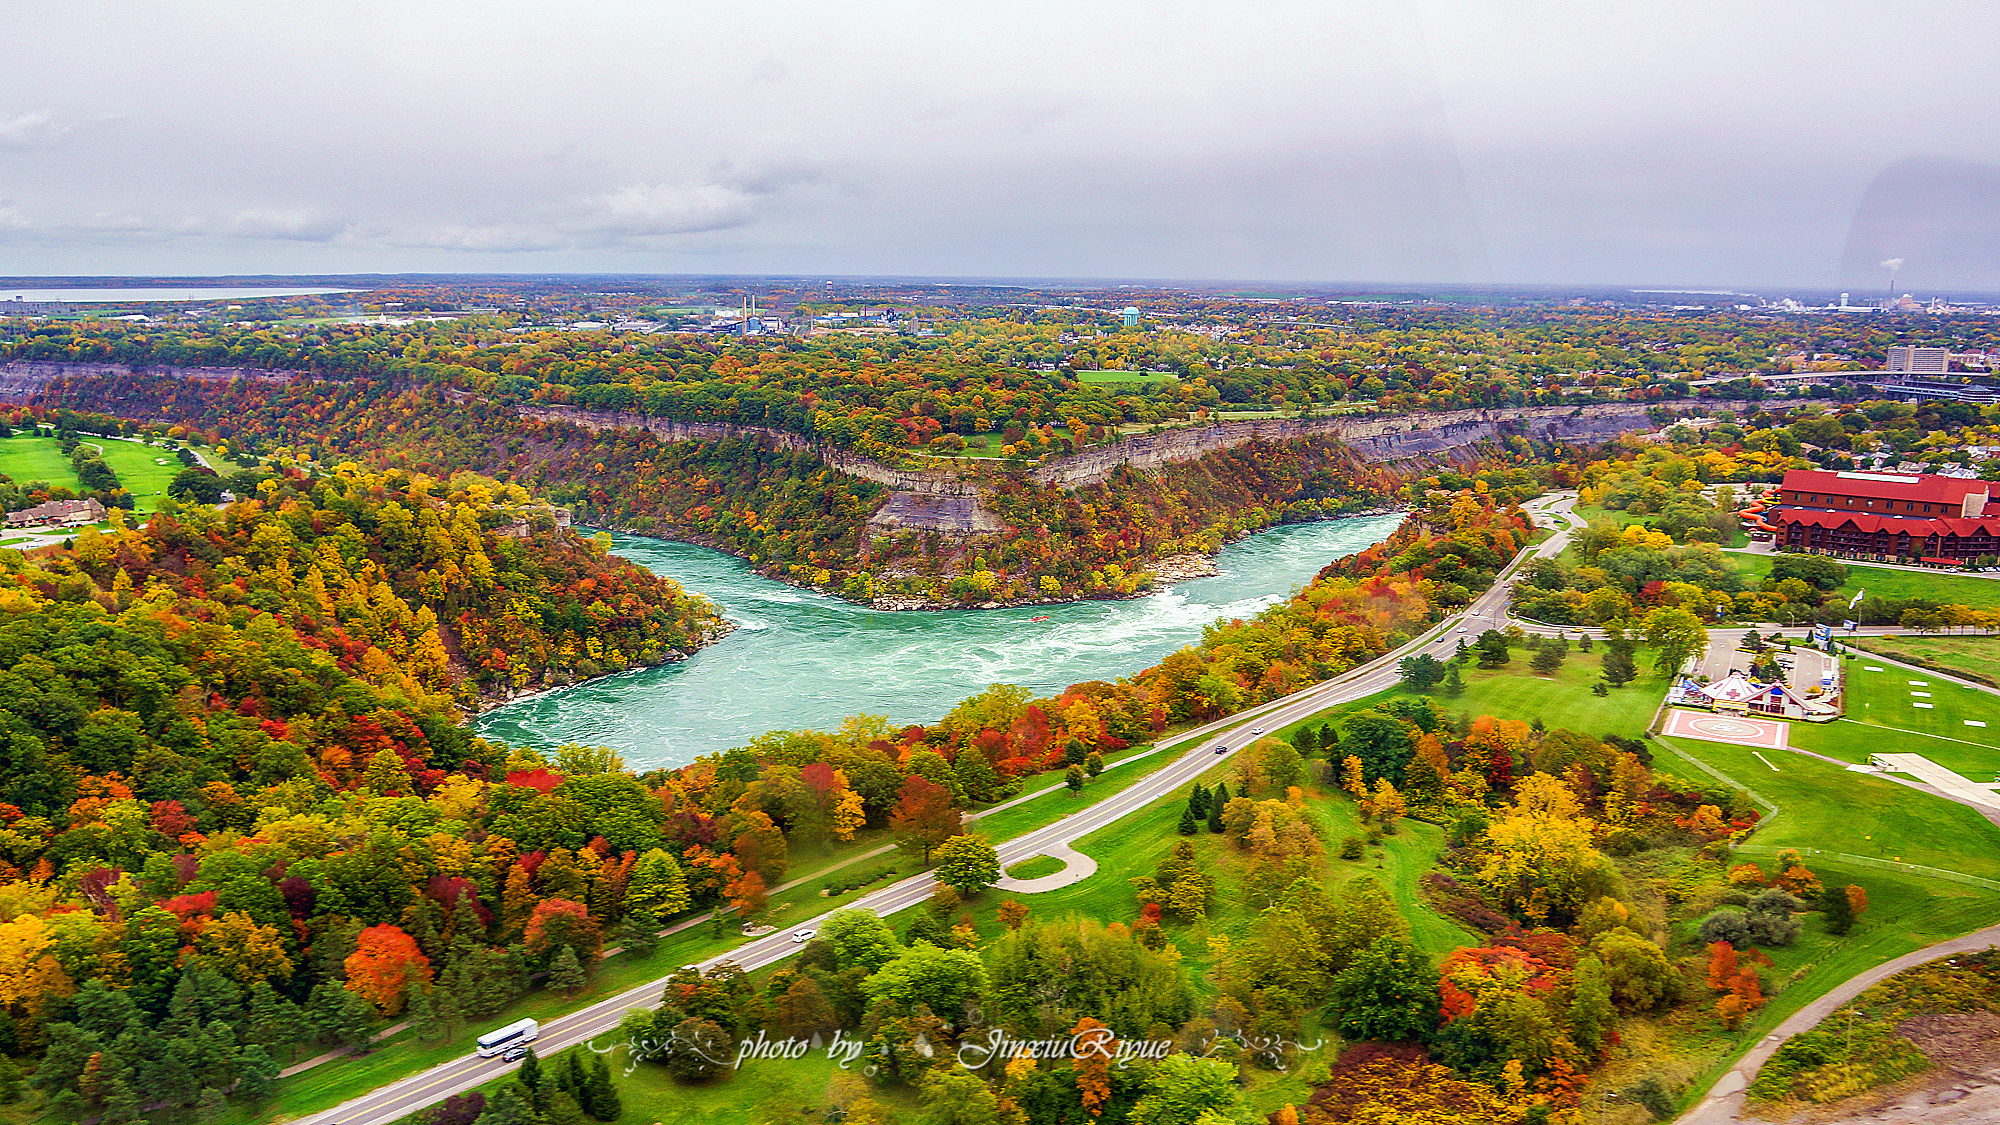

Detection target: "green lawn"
[1656, 730, 2000, 883]
[1849, 634, 2000, 687]
[91, 437, 185, 511]
[1077, 370, 1178, 385]
[1658, 859, 2000, 1114]
[1730, 553, 2000, 613]
[0, 433, 189, 516]
[1798, 657, 2000, 778]
[1003, 854, 1064, 880]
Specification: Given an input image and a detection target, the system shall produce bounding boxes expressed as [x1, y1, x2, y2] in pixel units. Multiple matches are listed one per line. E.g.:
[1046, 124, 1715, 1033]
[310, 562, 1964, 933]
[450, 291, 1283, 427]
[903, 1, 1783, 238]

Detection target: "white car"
[1456, 626, 1468, 632]
[1249, 727, 1265, 735]
[791, 929, 817, 943]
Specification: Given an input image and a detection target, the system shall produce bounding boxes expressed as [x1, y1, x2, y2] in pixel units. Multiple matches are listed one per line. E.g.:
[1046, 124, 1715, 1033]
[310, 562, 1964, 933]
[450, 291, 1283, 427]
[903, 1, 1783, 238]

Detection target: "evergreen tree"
[561, 1048, 588, 1098]
[308, 979, 375, 1046]
[1822, 883, 1858, 934]
[406, 979, 441, 1042]
[516, 1048, 546, 1112]
[1443, 662, 1464, 696]
[1318, 725, 1339, 755]
[1453, 637, 1471, 664]
[235, 1044, 279, 1105]
[1177, 804, 1199, 835]
[1188, 783, 1209, 818]
[1602, 640, 1638, 687]
[585, 1053, 623, 1121]
[0, 1056, 20, 1103]
[1291, 725, 1318, 756]
[472, 1082, 538, 1125]
[1207, 780, 1228, 833]
[549, 945, 587, 997]
[1326, 937, 1439, 1043]
[618, 906, 662, 960]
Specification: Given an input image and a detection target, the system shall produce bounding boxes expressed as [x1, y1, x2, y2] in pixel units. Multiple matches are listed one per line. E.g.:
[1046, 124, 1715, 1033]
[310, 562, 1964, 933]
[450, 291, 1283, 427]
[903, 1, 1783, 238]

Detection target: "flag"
[1848, 588, 1865, 609]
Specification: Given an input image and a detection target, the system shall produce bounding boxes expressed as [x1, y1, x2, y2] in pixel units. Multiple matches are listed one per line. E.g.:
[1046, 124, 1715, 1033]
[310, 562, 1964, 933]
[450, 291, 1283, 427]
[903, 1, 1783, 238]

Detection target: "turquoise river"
[472, 513, 1402, 769]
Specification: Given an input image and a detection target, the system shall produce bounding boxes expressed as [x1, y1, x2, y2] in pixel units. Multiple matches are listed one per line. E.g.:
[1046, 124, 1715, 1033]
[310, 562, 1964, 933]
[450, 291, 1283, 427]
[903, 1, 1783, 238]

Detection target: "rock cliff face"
[8, 361, 1815, 536]
[0, 361, 296, 402]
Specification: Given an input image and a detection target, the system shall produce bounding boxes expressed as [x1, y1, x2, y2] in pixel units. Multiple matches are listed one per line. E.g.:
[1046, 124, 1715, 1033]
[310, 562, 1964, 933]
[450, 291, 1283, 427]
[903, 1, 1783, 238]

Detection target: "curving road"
[291, 493, 1582, 1125]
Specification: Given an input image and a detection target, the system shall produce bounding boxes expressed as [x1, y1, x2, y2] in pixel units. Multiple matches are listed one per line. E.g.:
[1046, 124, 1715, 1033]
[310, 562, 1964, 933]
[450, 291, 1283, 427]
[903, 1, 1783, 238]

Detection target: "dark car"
[1214, 744, 1227, 755]
[503, 1045, 530, 1062]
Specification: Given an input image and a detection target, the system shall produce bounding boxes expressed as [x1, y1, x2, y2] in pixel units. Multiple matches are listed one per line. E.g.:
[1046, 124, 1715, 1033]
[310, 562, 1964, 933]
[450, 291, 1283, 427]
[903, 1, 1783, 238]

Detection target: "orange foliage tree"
[344, 925, 431, 1015]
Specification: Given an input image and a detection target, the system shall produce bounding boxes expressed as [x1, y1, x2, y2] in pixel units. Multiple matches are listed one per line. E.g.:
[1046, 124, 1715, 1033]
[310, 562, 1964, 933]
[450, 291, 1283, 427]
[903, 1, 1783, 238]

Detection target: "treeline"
[34, 371, 1542, 607]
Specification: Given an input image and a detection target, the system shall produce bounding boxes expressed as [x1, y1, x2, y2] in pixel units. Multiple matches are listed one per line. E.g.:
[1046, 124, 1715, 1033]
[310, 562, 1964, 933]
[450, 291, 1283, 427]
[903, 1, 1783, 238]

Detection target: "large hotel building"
[1771, 468, 2000, 562]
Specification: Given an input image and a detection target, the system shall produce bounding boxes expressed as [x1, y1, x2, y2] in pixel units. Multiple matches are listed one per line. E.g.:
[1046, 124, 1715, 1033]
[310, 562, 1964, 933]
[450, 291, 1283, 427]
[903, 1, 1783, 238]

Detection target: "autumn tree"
[344, 925, 432, 1015]
[889, 775, 961, 865]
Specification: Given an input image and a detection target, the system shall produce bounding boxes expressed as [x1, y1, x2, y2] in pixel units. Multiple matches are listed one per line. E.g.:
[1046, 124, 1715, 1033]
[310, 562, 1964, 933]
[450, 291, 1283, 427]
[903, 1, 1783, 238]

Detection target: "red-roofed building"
[1770, 468, 2000, 561]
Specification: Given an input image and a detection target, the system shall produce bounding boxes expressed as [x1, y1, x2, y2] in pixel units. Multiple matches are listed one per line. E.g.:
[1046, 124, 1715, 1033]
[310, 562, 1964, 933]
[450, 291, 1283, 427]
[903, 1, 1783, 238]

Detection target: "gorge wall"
[5, 361, 1769, 536]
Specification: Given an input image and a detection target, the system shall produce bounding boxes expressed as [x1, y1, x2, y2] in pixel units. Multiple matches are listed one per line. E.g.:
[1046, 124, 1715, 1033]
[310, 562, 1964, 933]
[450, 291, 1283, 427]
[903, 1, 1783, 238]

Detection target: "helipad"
[1660, 709, 1790, 750]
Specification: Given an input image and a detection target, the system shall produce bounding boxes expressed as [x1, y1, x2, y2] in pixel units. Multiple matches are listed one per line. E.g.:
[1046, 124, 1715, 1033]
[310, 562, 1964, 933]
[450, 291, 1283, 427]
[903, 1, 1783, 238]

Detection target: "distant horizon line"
[0, 273, 1993, 300]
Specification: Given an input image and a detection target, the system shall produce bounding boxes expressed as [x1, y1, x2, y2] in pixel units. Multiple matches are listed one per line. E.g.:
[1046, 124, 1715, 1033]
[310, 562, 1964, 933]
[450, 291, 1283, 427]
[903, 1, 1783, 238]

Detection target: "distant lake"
[0, 287, 356, 303]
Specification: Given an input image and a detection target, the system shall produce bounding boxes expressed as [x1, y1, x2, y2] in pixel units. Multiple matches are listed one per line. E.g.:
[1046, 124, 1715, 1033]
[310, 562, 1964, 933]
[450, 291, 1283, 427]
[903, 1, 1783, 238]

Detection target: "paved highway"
[292, 493, 1583, 1125]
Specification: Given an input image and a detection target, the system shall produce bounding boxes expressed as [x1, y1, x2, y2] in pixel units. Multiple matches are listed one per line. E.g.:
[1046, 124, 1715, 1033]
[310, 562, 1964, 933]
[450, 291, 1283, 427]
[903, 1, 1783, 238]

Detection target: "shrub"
[1339, 836, 1364, 860]
[1697, 909, 1753, 947]
[1628, 1077, 1675, 1120]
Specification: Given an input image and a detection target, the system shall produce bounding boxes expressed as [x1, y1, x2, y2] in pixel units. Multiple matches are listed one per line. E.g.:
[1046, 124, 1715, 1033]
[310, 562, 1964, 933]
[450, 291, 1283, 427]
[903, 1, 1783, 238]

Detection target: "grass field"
[1849, 634, 2000, 686]
[1729, 552, 2000, 613]
[1279, 646, 1671, 741]
[0, 433, 186, 515]
[1003, 854, 1064, 880]
[1077, 369, 1177, 385]
[1793, 657, 2000, 779]
[1656, 729, 2000, 883]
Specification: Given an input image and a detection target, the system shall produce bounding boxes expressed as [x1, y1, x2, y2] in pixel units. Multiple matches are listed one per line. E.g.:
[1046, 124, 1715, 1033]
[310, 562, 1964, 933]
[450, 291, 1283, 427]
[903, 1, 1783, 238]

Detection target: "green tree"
[1178, 804, 1199, 835]
[234, 1044, 278, 1105]
[1640, 605, 1708, 676]
[1131, 1054, 1248, 1125]
[819, 908, 901, 972]
[584, 1053, 622, 1121]
[1398, 653, 1447, 690]
[1601, 640, 1637, 687]
[920, 1069, 1005, 1125]
[863, 944, 988, 1018]
[932, 834, 1001, 897]
[548, 945, 587, 997]
[1823, 883, 1859, 935]
[626, 848, 691, 917]
[1569, 954, 1615, 1053]
[1475, 629, 1511, 667]
[1326, 936, 1439, 1043]
[1443, 662, 1464, 696]
[1530, 644, 1564, 675]
[1065, 764, 1086, 794]
[618, 906, 662, 959]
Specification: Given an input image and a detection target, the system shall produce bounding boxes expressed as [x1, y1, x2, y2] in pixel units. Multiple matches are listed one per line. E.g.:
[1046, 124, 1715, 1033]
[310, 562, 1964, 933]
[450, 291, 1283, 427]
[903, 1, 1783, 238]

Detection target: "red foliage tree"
[344, 924, 432, 1014]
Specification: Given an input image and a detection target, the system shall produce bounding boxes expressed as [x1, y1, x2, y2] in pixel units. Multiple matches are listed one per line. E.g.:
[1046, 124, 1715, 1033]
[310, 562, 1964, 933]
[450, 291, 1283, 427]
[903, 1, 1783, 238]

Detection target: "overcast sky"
[3, 1, 1997, 291]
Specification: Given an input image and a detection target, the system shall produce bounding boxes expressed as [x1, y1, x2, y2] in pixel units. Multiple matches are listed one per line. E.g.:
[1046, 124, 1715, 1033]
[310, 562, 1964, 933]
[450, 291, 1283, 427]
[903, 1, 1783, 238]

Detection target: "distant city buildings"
[1886, 345, 1950, 375]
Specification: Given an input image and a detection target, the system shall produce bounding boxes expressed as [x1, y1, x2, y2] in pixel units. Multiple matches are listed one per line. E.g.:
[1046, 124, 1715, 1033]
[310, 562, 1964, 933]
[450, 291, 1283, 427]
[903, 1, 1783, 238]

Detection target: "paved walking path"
[994, 839, 1097, 894]
[1679, 924, 2000, 1124]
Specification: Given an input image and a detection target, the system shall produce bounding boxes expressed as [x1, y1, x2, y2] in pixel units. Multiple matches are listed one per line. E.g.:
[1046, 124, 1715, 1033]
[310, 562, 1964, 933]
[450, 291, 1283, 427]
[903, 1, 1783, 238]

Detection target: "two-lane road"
[294, 494, 1582, 1125]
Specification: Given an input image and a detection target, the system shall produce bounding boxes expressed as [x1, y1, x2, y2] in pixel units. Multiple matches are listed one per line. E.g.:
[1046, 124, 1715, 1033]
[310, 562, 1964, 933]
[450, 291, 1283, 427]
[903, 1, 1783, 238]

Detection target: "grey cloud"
[0, 112, 65, 150]
[0, 0, 1996, 284]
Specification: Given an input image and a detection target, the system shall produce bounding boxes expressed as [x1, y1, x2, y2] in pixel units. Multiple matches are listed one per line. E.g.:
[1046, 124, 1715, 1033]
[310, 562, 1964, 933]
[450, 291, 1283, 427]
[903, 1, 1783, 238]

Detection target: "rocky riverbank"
[467, 619, 738, 714]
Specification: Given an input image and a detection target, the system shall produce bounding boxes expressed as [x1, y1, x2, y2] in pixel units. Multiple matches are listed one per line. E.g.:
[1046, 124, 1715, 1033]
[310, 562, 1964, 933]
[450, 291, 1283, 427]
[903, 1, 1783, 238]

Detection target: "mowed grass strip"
[1730, 552, 2000, 613]
[1662, 731, 2000, 882]
[1804, 657, 2000, 777]
[0, 434, 81, 489]
[1850, 634, 2000, 688]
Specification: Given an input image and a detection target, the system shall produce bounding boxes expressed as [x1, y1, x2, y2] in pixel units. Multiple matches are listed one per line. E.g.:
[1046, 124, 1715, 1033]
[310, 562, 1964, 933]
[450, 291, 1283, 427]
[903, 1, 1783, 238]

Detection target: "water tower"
[1121, 306, 1140, 328]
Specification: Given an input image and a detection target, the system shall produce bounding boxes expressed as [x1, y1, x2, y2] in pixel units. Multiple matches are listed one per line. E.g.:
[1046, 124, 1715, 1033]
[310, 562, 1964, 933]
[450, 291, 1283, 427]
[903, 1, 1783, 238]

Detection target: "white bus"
[476, 1018, 540, 1058]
